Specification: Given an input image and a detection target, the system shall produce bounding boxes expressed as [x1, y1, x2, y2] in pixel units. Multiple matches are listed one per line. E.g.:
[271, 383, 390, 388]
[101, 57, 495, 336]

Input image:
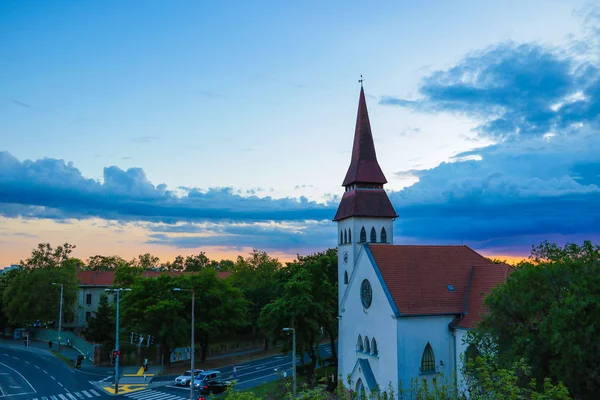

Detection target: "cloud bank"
[2, 35, 600, 256]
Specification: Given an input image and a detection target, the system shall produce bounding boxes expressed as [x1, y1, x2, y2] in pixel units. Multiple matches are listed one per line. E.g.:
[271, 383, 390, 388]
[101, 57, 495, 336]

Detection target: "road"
[143, 342, 335, 399]
[0, 344, 110, 400]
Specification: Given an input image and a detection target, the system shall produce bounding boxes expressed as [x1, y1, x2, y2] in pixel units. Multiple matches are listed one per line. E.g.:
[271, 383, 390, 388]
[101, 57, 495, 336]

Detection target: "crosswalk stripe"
[129, 392, 165, 400]
[126, 390, 185, 400]
[75, 392, 84, 399]
[81, 390, 93, 398]
[50, 396, 58, 400]
[89, 389, 101, 396]
[66, 394, 77, 400]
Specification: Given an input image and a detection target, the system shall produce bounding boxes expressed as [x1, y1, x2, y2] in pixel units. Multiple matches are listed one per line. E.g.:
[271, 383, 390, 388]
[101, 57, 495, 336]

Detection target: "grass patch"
[242, 365, 337, 397]
[51, 350, 74, 367]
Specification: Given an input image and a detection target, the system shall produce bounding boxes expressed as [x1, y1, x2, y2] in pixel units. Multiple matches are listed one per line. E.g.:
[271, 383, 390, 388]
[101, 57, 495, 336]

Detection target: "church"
[334, 85, 512, 397]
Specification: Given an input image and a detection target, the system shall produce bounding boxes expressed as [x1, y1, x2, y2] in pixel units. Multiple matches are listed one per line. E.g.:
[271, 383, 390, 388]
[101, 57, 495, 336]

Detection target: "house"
[66, 269, 232, 330]
[335, 85, 512, 397]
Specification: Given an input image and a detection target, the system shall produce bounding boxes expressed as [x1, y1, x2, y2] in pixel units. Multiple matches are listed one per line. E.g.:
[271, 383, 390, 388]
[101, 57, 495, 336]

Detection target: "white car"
[175, 369, 204, 386]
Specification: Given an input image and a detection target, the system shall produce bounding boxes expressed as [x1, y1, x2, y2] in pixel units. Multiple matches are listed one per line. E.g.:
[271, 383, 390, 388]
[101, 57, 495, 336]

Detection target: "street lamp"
[51, 283, 63, 350]
[283, 327, 296, 398]
[174, 288, 196, 400]
[105, 288, 131, 394]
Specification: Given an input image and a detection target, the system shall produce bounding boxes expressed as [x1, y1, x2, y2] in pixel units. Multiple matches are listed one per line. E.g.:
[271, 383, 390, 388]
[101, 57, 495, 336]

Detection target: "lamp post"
[51, 283, 63, 350]
[283, 327, 296, 397]
[105, 288, 131, 394]
[174, 288, 195, 400]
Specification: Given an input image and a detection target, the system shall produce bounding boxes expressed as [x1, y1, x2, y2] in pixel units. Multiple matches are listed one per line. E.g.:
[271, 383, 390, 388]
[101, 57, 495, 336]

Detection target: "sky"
[1, 0, 599, 267]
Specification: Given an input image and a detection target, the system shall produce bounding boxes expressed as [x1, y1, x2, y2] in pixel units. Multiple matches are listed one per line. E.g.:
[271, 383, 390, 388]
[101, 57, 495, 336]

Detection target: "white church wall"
[339, 248, 397, 396]
[396, 315, 456, 391]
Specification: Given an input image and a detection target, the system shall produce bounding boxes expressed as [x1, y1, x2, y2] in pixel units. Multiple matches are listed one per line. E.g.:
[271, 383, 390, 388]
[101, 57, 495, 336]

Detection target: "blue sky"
[1, 0, 599, 265]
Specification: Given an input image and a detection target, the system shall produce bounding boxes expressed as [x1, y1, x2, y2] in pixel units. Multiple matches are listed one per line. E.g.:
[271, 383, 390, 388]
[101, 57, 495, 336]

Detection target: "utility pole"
[283, 327, 296, 397]
[106, 288, 131, 394]
[174, 288, 195, 400]
[51, 283, 64, 350]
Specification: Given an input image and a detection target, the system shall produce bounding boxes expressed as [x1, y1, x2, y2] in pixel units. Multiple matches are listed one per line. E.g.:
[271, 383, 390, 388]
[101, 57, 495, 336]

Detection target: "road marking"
[35, 366, 41, 369]
[66, 393, 77, 400]
[24, 361, 30, 364]
[0, 361, 36, 395]
[58, 382, 63, 387]
[51, 376, 56, 380]
[75, 392, 84, 398]
[81, 390, 93, 398]
[50, 396, 57, 400]
[43, 370, 49, 374]
[89, 390, 100, 396]
[58, 394, 68, 400]
[125, 390, 185, 400]
[11, 357, 18, 360]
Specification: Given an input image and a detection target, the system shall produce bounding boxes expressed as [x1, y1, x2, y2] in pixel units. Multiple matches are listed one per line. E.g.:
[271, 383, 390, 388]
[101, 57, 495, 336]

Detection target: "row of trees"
[0, 243, 339, 387]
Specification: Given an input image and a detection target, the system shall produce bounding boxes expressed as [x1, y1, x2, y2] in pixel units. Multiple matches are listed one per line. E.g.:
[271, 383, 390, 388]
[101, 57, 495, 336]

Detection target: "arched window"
[348, 229, 352, 243]
[344, 270, 349, 285]
[360, 227, 366, 242]
[370, 227, 377, 243]
[356, 379, 366, 400]
[340, 230, 343, 245]
[421, 343, 436, 373]
[371, 338, 378, 355]
[364, 336, 370, 353]
[344, 229, 347, 244]
[357, 335, 364, 352]
[380, 227, 387, 243]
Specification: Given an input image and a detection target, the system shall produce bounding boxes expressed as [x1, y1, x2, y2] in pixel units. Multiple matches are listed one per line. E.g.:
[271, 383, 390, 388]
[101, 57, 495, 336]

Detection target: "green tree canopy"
[83, 293, 115, 344]
[467, 240, 600, 399]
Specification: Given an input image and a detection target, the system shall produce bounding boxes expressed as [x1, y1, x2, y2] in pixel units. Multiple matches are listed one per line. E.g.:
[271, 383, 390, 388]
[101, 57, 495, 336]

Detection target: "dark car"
[193, 370, 231, 395]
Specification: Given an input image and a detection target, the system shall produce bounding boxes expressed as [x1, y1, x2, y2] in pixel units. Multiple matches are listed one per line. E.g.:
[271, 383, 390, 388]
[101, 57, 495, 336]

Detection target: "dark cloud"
[381, 42, 600, 140]
[0, 152, 335, 224]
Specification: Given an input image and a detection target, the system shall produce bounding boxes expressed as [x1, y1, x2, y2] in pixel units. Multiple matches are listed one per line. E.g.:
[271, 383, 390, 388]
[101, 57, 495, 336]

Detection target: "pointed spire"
[342, 85, 388, 186]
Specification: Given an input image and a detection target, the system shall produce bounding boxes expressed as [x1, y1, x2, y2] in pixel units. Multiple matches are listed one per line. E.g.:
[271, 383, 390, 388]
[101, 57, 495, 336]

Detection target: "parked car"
[175, 369, 204, 386]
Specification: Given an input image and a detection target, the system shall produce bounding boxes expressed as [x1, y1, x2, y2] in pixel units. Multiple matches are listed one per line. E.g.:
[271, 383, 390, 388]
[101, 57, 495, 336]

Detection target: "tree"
[3, 244, 78, 326]
[131, 253, 160, 270]
[83, 294, 114, 343]
[229, 250, 282, 347]
[87, 255, 127, 271]
[184, 252, 210, 271]
[0, 268, 21, 331]
[120, 274, 189, 365]
[114, 264, 144, 287]
[19, 242, 76, 269]
[467, 241, 599, 399]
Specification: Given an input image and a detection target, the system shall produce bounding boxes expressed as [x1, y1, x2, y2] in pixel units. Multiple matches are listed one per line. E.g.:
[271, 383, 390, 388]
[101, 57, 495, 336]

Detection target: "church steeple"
[333, 84, 397, 222]
[342, 86, 388, 187]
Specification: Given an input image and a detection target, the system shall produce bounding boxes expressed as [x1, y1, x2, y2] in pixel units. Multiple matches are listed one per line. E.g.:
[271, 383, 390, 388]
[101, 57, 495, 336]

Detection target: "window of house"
[357, 335, 364, 352]
[348, 229, 352, 243]
[421, 343, 436, 373]
[381, 227, 387, 243]
[364, 336, 371, 353]
[86, 293, 92, 305]
[371, 338, 378, 355]
[370, 227, 377, 243]
[340, 231, 343, 245]
[360, 227, 366, 242]
[344, 229, 347, 244]
[344, 271, 349, 285]
[85, 312, 91, 322]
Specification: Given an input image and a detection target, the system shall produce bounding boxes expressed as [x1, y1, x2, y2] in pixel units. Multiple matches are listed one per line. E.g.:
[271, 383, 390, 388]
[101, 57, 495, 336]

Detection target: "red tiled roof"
[342, 87, 388, 186]
[77, 270, 232, 286]
[368, 245, 511, 327]
[453, 263, 513, 329]
[333, 189, 398, 221]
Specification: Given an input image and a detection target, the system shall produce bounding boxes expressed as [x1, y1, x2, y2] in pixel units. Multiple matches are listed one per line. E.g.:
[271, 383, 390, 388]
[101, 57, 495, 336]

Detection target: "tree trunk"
[305, 345, 318, 387]
[325, 327, 338, 386]
[199, 335, 209, 362]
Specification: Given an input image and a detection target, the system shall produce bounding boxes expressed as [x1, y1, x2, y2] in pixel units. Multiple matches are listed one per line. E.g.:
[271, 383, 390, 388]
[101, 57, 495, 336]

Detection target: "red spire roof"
[342, 87, 388, 186]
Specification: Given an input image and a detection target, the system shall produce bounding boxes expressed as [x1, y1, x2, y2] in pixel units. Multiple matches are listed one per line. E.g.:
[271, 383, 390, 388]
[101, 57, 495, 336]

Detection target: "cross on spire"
[358, 75, 364, 88]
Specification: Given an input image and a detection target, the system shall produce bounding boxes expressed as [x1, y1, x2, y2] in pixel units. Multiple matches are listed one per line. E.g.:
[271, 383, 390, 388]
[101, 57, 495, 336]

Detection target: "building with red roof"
[336, 85, 511, 397]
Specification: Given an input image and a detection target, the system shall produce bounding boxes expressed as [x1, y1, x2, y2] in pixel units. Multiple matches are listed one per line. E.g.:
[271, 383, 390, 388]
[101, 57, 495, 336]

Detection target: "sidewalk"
[0, 338, 112, 375]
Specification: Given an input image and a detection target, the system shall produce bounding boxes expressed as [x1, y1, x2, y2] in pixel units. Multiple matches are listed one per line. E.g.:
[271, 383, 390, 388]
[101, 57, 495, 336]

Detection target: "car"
[175, 369, 204, 386]
[192, 370, 232, 394]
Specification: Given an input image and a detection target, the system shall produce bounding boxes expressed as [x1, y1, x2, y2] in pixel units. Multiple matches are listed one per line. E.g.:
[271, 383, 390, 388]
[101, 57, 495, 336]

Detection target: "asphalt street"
[150, 342, 335, 399]
[0, 343, 110, 400]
